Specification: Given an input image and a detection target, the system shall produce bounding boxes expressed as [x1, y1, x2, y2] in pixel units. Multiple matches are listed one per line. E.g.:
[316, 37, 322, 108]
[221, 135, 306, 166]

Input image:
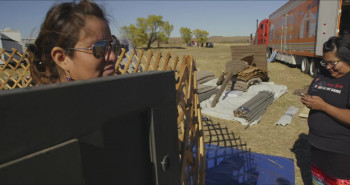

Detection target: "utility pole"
[255, 19, 258, 45]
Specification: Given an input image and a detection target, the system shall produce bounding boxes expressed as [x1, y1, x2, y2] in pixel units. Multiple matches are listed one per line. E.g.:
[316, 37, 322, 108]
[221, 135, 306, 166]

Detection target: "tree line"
[120, 15, 209, 48]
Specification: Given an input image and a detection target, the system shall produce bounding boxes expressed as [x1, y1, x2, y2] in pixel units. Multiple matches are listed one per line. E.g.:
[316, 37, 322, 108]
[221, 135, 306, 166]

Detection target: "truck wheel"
[309, 59, 319, 77]
[301, 57, 310, 74]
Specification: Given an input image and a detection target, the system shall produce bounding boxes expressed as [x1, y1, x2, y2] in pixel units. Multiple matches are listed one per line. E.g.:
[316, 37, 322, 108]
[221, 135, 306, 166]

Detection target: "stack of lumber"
[233, 91, 274, 123]
[216, 54, 253, 86]
[231, 45, 267, 71]
[223, 66, 267, 92]
[196, 70, 216, 84]
[237, 66, 268, 82]
[211, 55, 250, 107]
[197, 84, 218, 102]
[196, 70, 218, 102]
[230, 78, 262, 92]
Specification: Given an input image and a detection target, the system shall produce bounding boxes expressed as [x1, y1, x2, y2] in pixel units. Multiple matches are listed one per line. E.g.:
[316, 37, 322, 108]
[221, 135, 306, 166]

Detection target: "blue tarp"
[205, 144, 295, 185]
[267, 50, 277, 63]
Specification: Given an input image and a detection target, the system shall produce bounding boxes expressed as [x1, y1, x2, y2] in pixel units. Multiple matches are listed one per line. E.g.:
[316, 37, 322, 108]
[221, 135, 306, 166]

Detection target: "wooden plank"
[162, 52, 171, 71]
[133, 50, 144, 73]
[231, 45, 267, 71]
[144, 50, 153, 71]
[153, 52, 161, 71]
[173, 55, 179, 71]
[115, 48, 126, 74]
[122, 49, 135, 74]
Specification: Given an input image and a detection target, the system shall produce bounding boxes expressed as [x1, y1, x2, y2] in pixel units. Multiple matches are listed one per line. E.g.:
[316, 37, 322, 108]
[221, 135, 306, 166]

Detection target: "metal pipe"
[234, 91, 274, 123]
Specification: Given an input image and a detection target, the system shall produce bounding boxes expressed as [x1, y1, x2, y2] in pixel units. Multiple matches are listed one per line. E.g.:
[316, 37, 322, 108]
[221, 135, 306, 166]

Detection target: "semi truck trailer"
[255, 0, 350, 76]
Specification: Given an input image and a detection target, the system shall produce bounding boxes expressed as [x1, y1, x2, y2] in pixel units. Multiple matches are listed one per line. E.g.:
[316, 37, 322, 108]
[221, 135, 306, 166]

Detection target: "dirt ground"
[149, 43, 314, 185]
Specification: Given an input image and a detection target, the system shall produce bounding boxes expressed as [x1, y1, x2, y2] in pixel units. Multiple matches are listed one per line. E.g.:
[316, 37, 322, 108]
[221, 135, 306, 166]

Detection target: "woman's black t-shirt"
[307, 72, 350, 155]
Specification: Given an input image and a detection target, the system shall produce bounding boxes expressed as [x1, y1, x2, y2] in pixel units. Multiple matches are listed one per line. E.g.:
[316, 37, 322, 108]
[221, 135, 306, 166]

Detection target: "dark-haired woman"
[301, 36, 350, 184]
[27, 0, 119, 84]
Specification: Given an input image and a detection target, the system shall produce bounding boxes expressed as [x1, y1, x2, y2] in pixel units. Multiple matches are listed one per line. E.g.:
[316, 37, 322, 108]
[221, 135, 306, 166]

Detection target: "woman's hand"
[301, 95, 326, 111]
[301, 95, 350, 125]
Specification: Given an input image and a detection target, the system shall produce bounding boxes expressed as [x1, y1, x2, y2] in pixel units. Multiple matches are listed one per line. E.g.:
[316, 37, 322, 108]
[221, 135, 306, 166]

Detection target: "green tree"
[120, 24, 147, 47]
[121, 15, 173, 48]
[180, 27, 192, 45]
[162, 21, 174, 44]
[193, 29, 209, 45]
[157, 32, 166, 47]
[156, 21, 173, 47]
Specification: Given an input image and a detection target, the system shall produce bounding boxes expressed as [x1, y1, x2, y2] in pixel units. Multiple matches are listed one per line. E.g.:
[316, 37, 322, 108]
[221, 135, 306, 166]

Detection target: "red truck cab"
[254, 19, 269, 46]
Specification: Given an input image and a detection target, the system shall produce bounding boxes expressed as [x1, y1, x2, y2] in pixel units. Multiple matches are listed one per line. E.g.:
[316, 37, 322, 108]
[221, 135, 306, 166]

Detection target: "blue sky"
[0, 0, 288, 38]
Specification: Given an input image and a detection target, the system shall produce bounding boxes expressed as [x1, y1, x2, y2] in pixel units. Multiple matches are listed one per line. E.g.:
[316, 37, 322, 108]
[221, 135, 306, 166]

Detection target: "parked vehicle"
[0, 28, 24, 65]
[255, 0, 350, 76]
[254, 19, 269, 47]
[206, 42, 214, 48]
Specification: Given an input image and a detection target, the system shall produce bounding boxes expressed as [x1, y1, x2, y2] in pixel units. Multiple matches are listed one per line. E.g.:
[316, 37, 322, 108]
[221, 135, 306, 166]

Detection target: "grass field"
[145, 42, 313, 185]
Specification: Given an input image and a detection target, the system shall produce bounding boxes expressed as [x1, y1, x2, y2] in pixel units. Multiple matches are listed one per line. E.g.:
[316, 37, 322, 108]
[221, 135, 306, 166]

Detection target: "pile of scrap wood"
[217, 63, 268, 92]
[211, 53, 268, 107]
[196, 70, 218, 102]
[229, 66, 269, 91]
[237, 66, 268, 82]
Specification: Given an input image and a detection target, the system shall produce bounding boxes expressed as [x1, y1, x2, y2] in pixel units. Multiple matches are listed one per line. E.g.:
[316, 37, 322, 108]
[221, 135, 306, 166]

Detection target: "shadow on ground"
[291, 133, 312, 185]
[203, 116, 258, 185]
[203, 116, 294, 185]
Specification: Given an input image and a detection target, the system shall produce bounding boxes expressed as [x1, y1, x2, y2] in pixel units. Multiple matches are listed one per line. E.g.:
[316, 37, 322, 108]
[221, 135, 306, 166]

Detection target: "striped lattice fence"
[0, 47, 205, 185]
[0, 48, 33, 90]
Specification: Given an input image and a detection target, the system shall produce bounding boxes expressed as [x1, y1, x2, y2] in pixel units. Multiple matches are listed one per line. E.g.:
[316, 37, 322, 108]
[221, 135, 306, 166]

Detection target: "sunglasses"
[69, 36, 120, 59]
[320, 59, 340, 68]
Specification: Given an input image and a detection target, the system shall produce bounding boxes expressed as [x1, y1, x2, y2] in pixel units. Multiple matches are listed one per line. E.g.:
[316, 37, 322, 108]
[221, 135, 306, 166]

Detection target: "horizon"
[0, 1, 288, 39]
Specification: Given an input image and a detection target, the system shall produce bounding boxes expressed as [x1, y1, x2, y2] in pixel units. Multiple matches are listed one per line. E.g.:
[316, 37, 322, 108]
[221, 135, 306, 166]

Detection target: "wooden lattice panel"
[175, 56, 206, 185]
[0, 48, 33, 90]
[115, 49, 181, 74]
[0, 47, 205, 185]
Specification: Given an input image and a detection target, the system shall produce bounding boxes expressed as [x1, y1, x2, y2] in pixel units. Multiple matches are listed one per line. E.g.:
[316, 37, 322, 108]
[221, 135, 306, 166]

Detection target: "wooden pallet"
[0, 47, 205, 185]
[230, 45, 267, 71]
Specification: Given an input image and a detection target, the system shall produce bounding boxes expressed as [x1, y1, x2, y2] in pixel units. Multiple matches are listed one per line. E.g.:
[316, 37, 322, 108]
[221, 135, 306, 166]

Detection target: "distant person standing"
[301, 36, 350, 184]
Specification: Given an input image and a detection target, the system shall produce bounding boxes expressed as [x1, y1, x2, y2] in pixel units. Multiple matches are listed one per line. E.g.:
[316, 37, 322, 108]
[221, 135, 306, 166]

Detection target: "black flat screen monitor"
[0, 71, 180, 184]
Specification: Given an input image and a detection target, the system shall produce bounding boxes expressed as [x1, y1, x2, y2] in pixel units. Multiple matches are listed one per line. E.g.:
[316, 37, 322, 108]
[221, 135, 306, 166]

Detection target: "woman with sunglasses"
[301, 36, 350, 184]
[27, 0, 119, 84]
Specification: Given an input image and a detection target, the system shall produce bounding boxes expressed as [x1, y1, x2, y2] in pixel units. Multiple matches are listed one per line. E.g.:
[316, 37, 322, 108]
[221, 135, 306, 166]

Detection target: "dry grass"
[168, 36, 251, 44]
[146, 43, 250, 77]
[142, 43, 313, 185]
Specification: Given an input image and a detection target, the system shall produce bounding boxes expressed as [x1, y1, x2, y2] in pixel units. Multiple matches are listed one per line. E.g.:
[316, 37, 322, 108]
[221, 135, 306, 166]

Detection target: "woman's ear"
[51, 47, 69, 70]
